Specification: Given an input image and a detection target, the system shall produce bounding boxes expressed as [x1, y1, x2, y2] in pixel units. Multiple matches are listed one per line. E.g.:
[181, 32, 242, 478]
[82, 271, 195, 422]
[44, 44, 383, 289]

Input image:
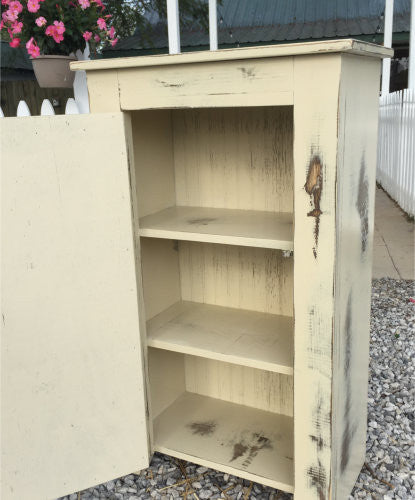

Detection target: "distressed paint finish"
[117, 57, 293, 109]
[293, 54, 342, 500]
[69, 40, 389, 499]
[332, 54, 381, 499]
[1, 113, 150, 500]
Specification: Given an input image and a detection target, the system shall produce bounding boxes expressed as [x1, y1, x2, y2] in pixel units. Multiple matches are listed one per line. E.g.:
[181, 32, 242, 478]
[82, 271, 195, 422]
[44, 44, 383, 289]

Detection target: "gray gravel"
[58, 278, 414, 500]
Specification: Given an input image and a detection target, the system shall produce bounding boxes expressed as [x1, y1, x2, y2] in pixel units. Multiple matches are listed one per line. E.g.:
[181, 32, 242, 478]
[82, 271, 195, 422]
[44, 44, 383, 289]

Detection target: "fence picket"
[16, 100, 31, 117]
[377, 89, 415, 216]
[0, 106, 4, 118]
[40, 99, 56, 116]
[65, 98, 80, 115]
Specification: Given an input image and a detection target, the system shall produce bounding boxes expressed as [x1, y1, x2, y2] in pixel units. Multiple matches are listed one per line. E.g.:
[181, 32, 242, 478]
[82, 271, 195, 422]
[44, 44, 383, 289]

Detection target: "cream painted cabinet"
[1, 40, 391, 500]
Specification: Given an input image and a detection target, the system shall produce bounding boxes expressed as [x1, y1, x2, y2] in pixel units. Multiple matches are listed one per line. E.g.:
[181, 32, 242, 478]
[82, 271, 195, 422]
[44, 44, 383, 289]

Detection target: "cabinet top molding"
[71, 39, 392, 72]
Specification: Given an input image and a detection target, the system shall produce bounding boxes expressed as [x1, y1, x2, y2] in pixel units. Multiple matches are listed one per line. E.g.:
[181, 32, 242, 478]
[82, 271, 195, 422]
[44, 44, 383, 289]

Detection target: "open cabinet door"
[1, 113, 150, 500]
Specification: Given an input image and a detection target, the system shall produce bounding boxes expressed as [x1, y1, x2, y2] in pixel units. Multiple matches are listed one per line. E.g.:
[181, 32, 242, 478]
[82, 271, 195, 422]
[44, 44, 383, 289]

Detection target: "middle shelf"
[147, 300, 293, 375]
[139, 206, 293, 250]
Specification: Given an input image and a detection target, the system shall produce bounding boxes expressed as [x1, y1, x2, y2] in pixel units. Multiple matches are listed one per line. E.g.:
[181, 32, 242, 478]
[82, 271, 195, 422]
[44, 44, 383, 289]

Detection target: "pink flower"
[97, 17, 106, 30]
[82, 30, 92, 41]
[1, 0, 10, 5]
[110, 38, 118, 47]
[8, 0, 22, 14]
[78, 0, 90, 8]
[9, 37, 20, 47]
[45, 20, 65, 43]
[26, 37, 40, 57]
[108, 25, 115, 38]
[94, 34, 100, 42]
[11, 20, 22, 33]
[2, 10, 16, 22]
[27, 0, 40, 13]
[35, 16, 46, 27]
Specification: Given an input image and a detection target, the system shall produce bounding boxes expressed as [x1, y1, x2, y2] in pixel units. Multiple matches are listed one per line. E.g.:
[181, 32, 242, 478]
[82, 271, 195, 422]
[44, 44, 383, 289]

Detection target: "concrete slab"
[372, 188, 414, 280]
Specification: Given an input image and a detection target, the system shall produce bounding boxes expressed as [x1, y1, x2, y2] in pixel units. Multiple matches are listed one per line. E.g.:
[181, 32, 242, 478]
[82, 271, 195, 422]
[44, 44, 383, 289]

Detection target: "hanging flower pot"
[31, 54, 77, 88]
[1, 0, 118, 88]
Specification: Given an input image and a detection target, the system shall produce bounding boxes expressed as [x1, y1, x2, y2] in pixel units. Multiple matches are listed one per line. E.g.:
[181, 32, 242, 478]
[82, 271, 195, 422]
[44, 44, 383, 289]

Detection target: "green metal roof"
[105, 0, 411, 56]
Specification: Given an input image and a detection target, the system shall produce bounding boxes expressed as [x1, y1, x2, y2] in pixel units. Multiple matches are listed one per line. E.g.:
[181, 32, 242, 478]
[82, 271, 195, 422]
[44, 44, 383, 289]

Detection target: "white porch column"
[382, 0, 394, 95]
[408, 0, 415, 89]
[209, 0, 218, 51]
[167, 0, 180, 54]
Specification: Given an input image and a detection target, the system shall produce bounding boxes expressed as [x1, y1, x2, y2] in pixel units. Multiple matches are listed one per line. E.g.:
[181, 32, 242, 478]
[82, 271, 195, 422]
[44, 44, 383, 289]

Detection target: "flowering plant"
[1, 0, 117, 57]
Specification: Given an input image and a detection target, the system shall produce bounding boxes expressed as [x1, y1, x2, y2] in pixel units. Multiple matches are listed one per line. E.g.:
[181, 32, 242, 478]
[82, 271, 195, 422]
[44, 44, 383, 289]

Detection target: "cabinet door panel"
[1, 113, 149, 500]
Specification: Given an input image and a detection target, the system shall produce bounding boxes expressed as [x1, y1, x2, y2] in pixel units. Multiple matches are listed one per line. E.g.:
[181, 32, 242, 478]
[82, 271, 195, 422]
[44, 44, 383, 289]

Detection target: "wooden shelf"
[147, 301, 293, 375]
[154, 392, 294, 493]
[139, 206, 293, 250]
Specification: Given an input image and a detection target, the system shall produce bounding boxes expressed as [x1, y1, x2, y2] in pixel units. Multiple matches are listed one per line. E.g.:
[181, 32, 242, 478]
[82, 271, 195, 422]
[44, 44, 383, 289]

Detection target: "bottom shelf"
[153, 392, 294, 493]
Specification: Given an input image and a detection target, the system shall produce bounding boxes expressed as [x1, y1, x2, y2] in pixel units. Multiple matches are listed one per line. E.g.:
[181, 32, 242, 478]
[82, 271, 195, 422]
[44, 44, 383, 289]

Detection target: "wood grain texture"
[147, 300, 293, 374]
[154, 392, 294, 493]
[179, 242, 293, 316]
[139, 206, 293, 250]
[331, 54, 381, 499]
[185, 357, 293, 416]
[132, 110, 176, 217]
[173, 107, 293, 212]
[1, 113, 149, 500]
[118, 58, 293, 109]
[71, 39, 392, 72]
[293, 54, 342, 500]
[140, 238, 181, 320]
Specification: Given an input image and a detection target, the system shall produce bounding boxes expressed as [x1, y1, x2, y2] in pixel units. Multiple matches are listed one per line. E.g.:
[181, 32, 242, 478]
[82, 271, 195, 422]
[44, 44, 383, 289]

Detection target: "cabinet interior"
[132, 106, 295, 493]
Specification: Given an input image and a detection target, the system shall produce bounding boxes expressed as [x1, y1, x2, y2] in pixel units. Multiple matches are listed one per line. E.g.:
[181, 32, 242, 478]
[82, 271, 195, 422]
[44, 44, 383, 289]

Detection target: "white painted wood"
[377, 89, 415, 215]
[139, 206, 293, 250]
[147, 300, 293, 374]
[184, 357, 293, 416]
[409, 0, 415, 89]
[119, 58, 294, 109]
[167, 0, 180, 54]
[65, 97, 80, 114]
[209, 0, 218, 50]
[40, 99, 55, 115]
[293, 54, 341, 500]
[16, 100, 31, 116]
[382, 0, 394, 95]
[179, 242, 294, 316]
[0, 106, 4, 117]
[1, 113, 150, 500]
[172, 107, 293, 212]
[153, 392, 294, 492]
[71, 39, 392, 72]
[73, 44, 91, 114]
[332, 54, 381, 500]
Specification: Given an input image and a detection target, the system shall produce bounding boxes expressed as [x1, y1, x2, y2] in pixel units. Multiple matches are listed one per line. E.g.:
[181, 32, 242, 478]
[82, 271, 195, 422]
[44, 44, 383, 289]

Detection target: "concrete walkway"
[373, 187, 414, 279]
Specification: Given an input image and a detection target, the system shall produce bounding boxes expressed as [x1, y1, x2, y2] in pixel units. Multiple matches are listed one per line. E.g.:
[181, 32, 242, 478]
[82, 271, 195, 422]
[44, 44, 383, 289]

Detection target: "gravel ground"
[58, 278, 414, 500]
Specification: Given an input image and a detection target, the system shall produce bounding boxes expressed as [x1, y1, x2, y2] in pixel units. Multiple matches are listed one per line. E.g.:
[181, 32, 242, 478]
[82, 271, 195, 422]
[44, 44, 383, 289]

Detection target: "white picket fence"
[0, 97, 83, 117]
[377, 88, 415, 217]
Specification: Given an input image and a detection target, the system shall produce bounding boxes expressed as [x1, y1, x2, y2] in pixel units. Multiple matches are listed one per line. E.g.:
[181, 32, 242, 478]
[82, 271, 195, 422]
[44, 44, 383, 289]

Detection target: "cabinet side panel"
[331, 55, 381, 499]
[132, 110, 176, 217]
[185, 357, 293, 416]
[86, 70, 121, 112]
[293, 55, 341, 499]
[172, 107, 293, 213]
[179, 242, 293, 316]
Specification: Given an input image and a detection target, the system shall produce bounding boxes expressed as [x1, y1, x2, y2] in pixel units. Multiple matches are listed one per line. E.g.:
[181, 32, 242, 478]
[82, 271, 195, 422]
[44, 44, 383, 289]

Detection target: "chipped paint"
[304, 155, 323, 258]
[356, 157, 369, 254]
[340, 294, 358, 472]
[230, 442, 248, 462]
[238, 67, 256, 79]
[187, 421, 216, 437]
[228, 432, 273, 469]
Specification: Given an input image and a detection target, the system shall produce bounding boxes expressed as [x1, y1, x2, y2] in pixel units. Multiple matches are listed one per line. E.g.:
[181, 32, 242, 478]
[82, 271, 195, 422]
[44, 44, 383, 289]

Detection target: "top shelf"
[139, 206, 293, 250]
[71, 40, 393, 72]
